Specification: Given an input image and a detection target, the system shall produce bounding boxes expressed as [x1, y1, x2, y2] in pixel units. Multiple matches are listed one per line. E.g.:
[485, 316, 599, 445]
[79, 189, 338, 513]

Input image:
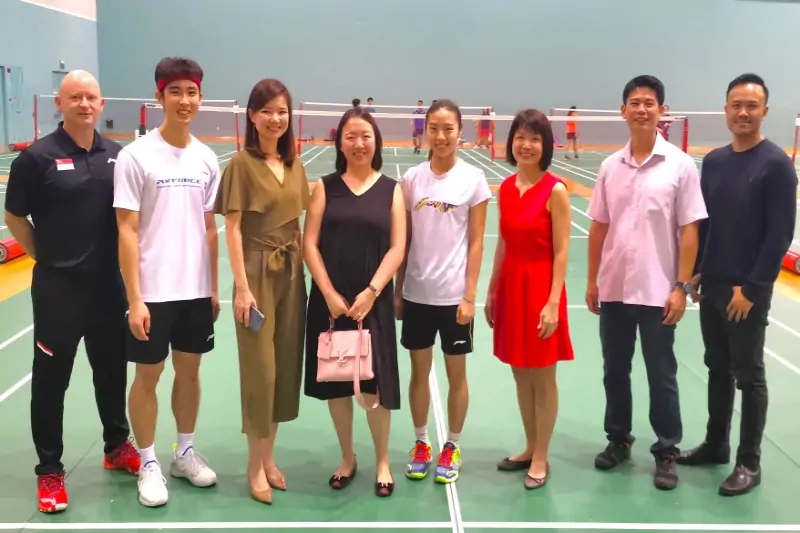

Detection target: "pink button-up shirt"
[587, 134, 708, 308]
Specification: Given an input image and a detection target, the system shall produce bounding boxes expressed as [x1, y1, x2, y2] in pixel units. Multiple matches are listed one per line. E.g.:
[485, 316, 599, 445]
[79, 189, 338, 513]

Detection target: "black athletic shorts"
[400, 299, 474, 356]
[125, 297, 215, 364]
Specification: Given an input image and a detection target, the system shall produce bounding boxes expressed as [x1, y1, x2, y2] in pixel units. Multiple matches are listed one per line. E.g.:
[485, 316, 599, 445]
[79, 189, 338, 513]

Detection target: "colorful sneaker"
[434, 441, 462, 484]
[169, 445, 217, 487]
[37, 472, 68, 513]
[406, 440, 433, 479]
[103, 439, 142, 475]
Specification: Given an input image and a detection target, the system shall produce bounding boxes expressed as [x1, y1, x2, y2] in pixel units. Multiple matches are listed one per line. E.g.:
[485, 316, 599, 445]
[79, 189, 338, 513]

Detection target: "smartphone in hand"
[248, 305, 265, 332]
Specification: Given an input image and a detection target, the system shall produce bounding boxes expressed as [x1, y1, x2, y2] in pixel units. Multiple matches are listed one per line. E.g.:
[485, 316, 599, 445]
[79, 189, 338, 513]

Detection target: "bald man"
[4, 70, 141, 514]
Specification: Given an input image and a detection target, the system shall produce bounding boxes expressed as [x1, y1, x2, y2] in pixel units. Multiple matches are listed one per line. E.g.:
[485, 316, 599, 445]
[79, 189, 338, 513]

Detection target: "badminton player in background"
[396, 99, 492, 485]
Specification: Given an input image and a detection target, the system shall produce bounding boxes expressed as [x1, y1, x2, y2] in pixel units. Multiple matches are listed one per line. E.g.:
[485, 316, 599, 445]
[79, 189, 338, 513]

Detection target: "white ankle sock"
[447, 431, 461, 444]
[415, 426, 429, 443]
[177, 433, 194, 456]
[139, 444, 158, 467]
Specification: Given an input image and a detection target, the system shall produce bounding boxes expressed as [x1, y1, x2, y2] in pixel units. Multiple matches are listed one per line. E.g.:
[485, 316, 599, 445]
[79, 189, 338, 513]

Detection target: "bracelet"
[463, 297, 475, 305]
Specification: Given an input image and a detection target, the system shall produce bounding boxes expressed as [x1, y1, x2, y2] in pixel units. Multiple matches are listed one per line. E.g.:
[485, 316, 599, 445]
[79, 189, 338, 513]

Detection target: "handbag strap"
[350, 319, 380, 411]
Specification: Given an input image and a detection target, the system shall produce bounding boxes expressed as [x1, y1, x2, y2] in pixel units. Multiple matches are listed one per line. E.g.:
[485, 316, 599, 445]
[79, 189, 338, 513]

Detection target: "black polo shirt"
[4, 122, 123, 275]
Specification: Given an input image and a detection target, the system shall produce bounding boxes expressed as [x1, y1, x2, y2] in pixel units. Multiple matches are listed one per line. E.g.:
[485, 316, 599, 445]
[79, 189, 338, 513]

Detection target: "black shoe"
[676, 442, 730, 466]
[594, 440, 633, 470]
[653, 455, 679, 490]
[719, 465, 761, 496]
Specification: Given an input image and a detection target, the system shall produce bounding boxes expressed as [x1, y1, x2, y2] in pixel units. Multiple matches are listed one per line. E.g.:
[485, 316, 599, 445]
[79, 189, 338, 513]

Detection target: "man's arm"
[586, 163, 610, 286]
[693, 158, 710, 277]
[113, 150, 144, 304]
[675, 161, 708, 284]
[204, 160, 223, 297]
[741, 155, 798, 301]
[3, 151, 38, 259]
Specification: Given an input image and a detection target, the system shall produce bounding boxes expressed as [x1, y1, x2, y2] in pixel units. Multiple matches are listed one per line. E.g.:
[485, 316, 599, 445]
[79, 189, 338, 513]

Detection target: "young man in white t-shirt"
[114, 57, 221, 507]
[395, 100, 492, 485]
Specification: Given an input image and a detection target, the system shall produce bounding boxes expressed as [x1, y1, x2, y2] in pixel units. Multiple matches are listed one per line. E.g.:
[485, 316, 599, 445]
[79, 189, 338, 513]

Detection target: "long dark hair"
[334, 107, 384, 174]
[425, 99, 462, 160]
[244, 78, 296, 166]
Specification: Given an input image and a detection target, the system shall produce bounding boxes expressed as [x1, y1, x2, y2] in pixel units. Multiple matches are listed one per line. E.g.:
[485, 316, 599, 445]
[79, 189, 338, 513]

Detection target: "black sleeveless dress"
[303, 172, 400, 411]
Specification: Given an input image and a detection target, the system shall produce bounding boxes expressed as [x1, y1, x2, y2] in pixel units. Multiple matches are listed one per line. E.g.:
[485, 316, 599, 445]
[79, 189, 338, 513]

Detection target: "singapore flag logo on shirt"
[55, 158, 74, 171]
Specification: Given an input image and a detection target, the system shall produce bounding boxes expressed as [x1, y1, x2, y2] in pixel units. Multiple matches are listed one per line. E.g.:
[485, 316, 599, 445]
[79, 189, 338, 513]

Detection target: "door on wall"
[0, 66, 26, 145]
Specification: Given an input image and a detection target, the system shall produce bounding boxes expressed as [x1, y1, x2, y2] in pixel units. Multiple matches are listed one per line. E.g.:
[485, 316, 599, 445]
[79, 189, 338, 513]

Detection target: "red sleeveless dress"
[492, 172, 575, 368]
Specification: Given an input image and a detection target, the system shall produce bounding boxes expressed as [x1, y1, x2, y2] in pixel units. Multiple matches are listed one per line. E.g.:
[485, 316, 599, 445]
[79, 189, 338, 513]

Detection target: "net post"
[234, 104, 241, 151]
[792, 114, 800, 165]
[297, 101, 304, 155]
[681, 116, 690, 153]
[138, 104, 147, 137]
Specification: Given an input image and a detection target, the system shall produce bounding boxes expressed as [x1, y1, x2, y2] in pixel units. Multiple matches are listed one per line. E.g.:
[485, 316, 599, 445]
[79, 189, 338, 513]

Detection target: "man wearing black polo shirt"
[3, 70, 141, 514]
[678, 73, 797, 496]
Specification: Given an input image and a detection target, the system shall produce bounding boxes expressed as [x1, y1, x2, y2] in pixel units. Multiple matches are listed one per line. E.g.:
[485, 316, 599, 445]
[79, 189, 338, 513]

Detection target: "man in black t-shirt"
[678, 73, 797, 496]
[3, 70, 141, 514]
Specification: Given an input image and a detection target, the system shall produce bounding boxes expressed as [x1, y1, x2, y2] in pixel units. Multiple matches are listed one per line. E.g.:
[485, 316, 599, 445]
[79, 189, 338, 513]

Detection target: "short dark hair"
[505, 108, 554, 171]
[352, 98, 361, 107]
[622, 75, 665, 106]
[154, 57, 203, 91]
[727, 73, 769, 103]
[244, 78, 296, 167]
[334, 107, 383, 174]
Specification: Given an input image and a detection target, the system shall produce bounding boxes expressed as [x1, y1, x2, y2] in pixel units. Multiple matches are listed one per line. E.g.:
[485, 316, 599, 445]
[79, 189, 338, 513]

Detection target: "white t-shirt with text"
[113, 129, 221, 303]
[401, 158, 492, 306]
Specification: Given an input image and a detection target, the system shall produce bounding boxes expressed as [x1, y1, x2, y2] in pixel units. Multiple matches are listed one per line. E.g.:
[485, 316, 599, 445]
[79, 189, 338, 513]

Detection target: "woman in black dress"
[302, 107, 406, 497]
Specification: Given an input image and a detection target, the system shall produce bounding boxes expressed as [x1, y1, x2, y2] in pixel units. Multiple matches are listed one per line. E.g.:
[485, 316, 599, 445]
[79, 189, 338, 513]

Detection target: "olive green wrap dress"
[214, 149, 310, 438]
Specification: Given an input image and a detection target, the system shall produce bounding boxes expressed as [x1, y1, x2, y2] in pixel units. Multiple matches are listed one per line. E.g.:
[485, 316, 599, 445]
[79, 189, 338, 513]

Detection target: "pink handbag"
[317, 317, 380, 410]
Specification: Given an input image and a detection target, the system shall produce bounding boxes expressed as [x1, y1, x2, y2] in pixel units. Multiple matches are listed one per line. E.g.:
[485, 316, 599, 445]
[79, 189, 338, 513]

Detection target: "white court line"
[0, 523, 451, 531]
[0, 521, 798, 531]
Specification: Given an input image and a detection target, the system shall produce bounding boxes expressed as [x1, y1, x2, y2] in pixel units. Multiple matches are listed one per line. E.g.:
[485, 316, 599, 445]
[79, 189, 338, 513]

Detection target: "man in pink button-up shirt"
[585, 75, 708, 492]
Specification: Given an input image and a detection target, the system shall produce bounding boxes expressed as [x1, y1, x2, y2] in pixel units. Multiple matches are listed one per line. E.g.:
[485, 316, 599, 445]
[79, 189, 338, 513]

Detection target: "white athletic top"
[113, 129, 221, 303]
[400, 158, 492, 306]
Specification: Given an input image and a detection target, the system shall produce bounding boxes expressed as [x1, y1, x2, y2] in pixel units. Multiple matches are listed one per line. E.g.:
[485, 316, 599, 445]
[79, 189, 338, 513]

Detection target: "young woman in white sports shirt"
[395, 99, 492, 484]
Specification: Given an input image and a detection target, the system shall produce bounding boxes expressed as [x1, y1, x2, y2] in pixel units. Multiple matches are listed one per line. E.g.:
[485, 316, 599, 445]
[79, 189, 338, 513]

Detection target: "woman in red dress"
[484, 108, 574, 489]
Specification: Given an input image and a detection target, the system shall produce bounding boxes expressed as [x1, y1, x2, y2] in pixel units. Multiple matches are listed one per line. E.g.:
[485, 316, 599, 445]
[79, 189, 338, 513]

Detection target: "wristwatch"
[674, 281, 693, 295]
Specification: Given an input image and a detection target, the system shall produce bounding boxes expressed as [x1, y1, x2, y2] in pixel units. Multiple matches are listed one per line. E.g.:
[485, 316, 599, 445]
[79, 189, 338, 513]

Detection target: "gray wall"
[0, 0, 99, 145]
[96, 0, 800, 146]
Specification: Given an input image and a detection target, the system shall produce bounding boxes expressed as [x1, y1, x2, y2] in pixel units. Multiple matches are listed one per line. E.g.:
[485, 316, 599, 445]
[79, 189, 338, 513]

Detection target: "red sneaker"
[103, 440, 141, 475]
[37, 473, 68, 513]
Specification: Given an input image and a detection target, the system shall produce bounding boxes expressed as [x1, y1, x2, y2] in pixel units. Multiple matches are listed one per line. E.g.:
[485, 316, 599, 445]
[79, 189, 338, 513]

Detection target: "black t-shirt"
[696, 139, 798, 301]
[4, 123, 123, 275]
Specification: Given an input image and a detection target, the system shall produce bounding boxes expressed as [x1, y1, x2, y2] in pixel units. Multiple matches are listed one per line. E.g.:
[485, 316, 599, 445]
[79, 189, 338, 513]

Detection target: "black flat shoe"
[375, 477, 394, 497]
[329, 460, 358, 490]
[497, 457, 532, 471]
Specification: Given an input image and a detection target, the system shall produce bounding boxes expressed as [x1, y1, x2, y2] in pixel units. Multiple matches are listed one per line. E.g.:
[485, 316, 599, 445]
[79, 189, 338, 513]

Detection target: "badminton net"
[550, 107, 716, 156]
[186, 106, 689, 160]
[32, 94, 238, 144]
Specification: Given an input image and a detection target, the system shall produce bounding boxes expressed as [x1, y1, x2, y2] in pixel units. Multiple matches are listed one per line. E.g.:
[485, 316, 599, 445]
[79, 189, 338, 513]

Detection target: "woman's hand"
[484, 293, 494, 328]
[324, 291, 350, 319]
[538, 301, 559, 339]
[234, 287, 258, 328]
[347, 288, 376, 323]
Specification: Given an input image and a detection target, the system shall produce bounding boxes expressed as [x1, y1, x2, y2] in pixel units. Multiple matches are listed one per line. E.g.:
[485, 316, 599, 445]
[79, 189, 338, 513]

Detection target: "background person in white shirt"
[395, 99, 492, 484]
[114, 57, 222, 508]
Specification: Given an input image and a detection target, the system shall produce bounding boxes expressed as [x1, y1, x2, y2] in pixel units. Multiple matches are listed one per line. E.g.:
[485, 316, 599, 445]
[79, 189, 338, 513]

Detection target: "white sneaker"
[138, 461, 168, 507]
[169, 447, 217, 487]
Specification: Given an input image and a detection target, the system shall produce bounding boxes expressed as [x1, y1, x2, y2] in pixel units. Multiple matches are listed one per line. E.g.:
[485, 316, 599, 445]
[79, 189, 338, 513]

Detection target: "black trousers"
[698, 283, 770, 470]
[30, 264, 130, 476]
[600, 302, 682, 457]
